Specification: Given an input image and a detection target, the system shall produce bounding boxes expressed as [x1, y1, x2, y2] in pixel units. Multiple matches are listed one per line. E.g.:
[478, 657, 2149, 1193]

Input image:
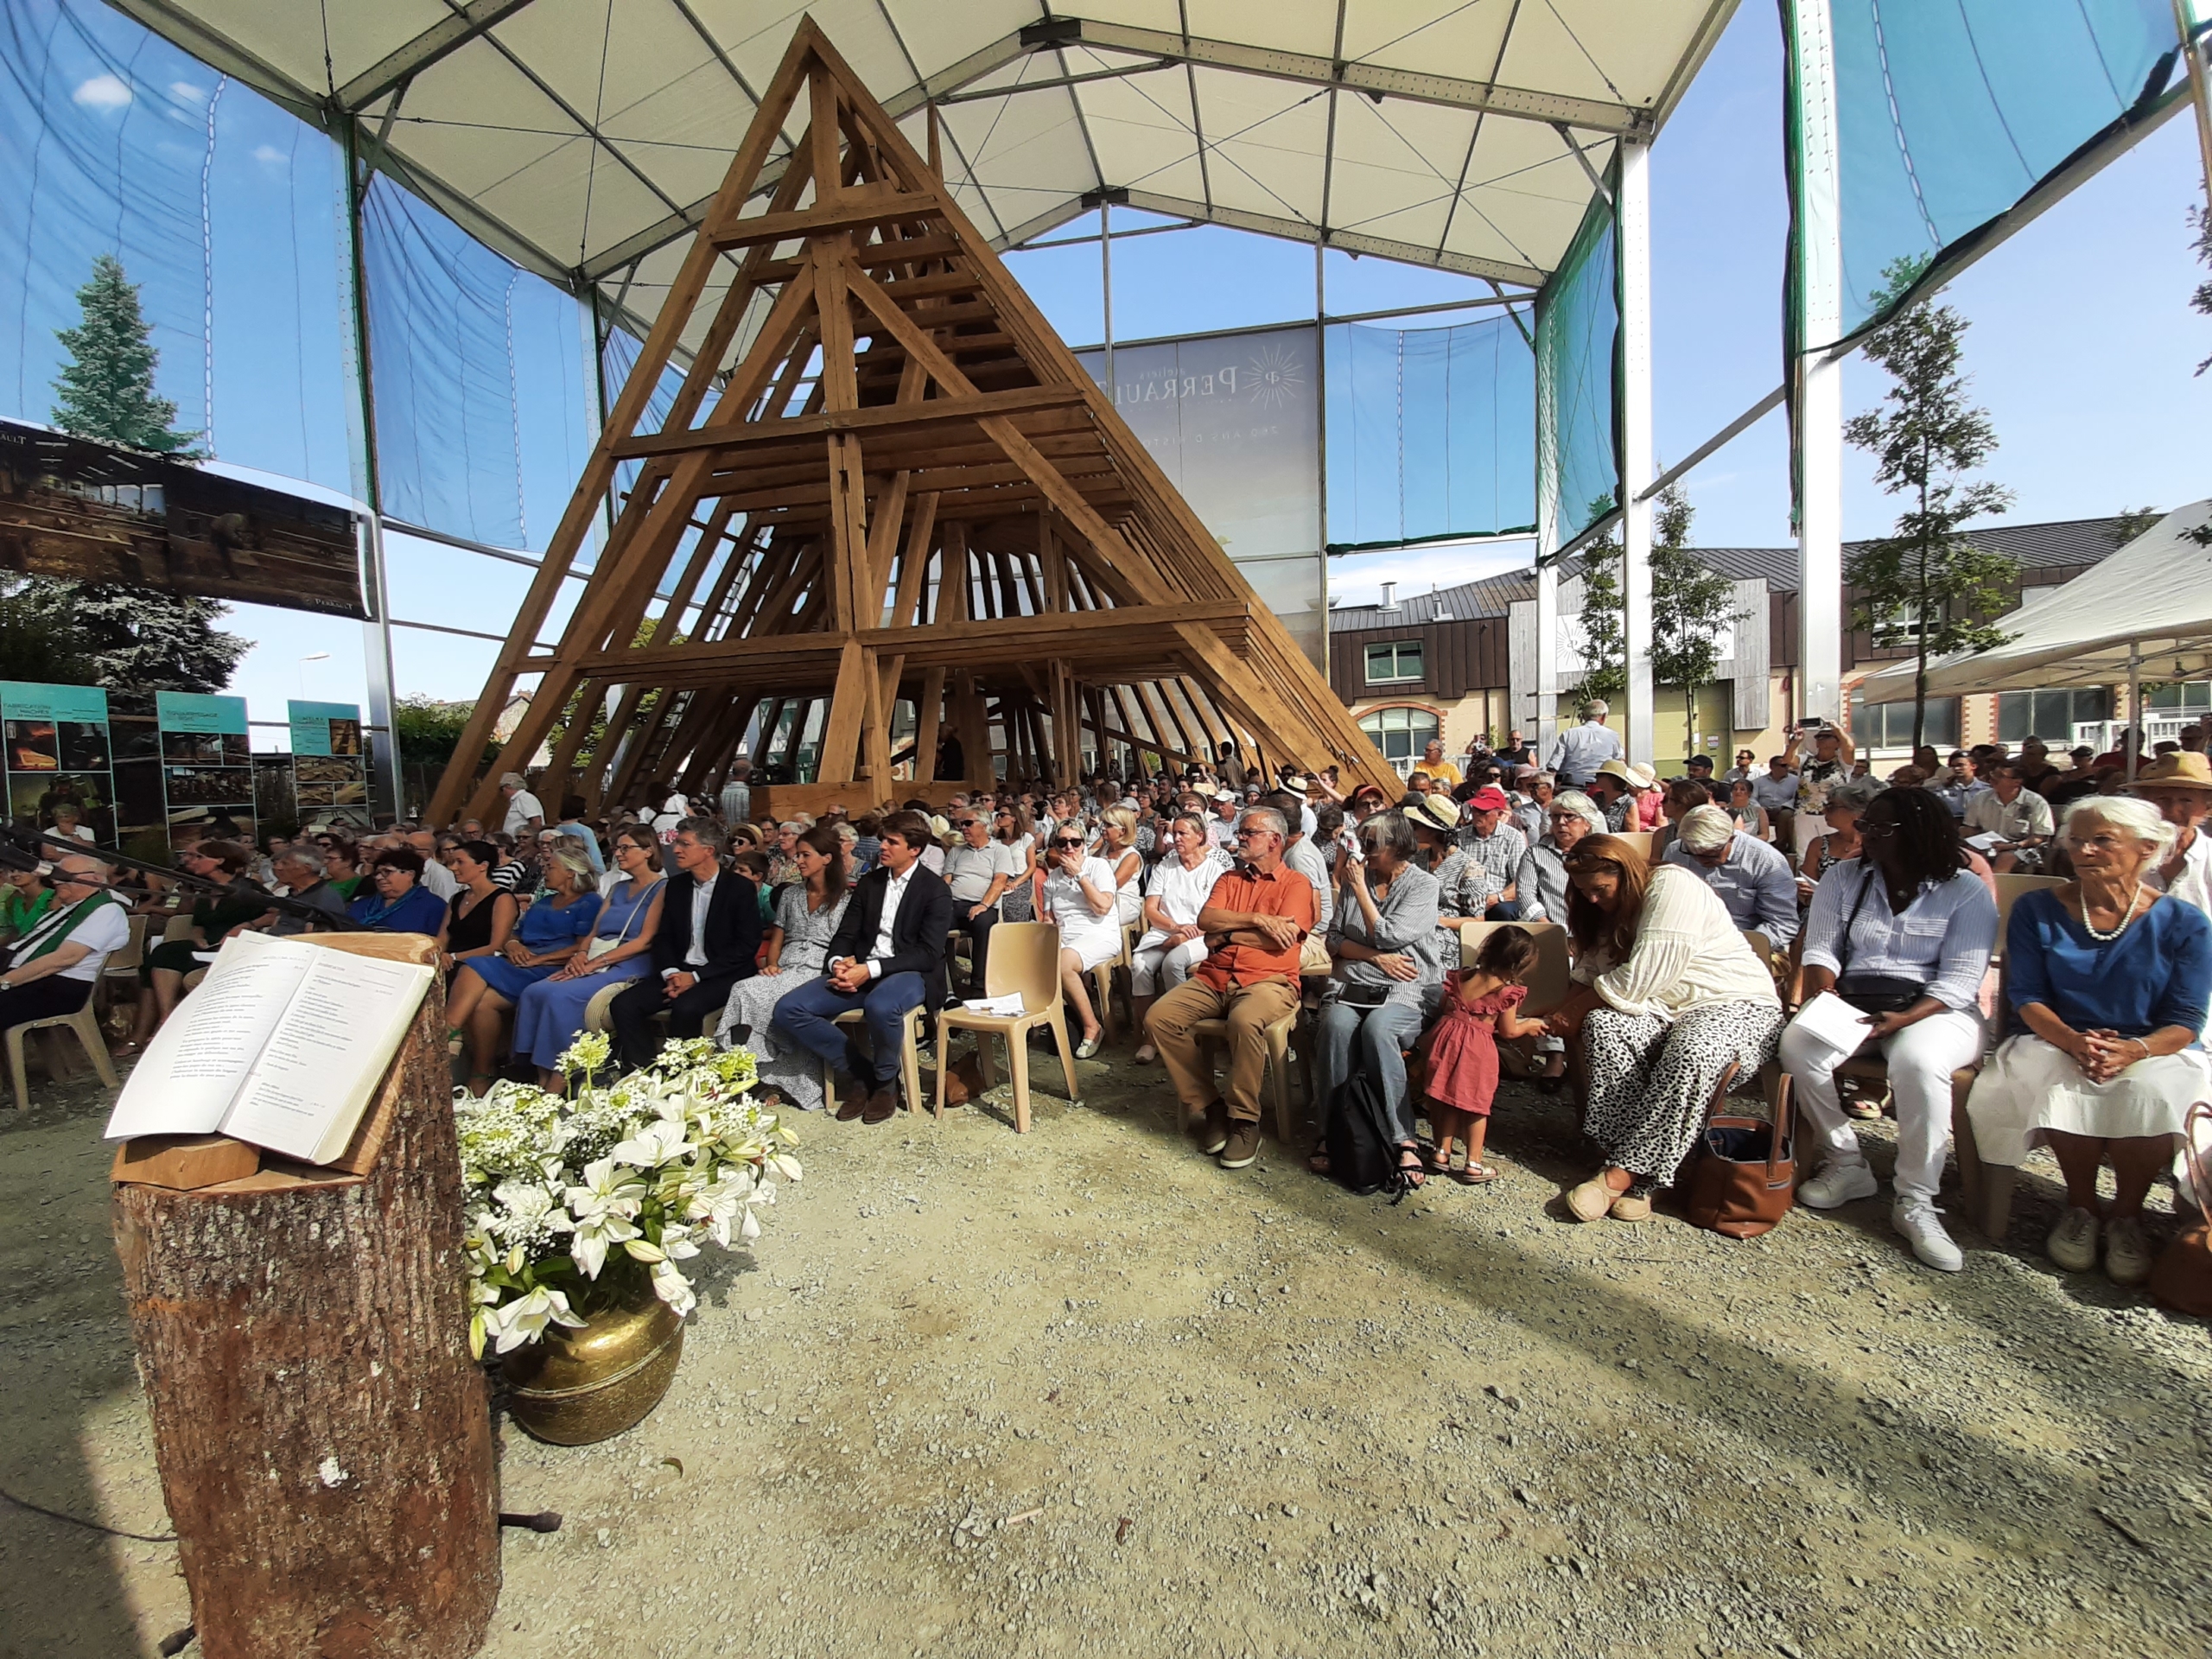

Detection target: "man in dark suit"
[610, 817, 760, 1067]
[771, 810, 952, 1122]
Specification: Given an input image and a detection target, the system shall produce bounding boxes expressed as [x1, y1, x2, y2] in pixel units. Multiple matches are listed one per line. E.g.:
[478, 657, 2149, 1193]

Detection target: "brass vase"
[499, 1287, 685, 1446]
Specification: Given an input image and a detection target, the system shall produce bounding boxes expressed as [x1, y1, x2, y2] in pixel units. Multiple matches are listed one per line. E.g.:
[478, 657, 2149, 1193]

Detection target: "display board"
[0, 680, 114, 845]
[156, 691, 255, 844]
[288, 700, 371, 828]
[1076, 324, 1325, 666]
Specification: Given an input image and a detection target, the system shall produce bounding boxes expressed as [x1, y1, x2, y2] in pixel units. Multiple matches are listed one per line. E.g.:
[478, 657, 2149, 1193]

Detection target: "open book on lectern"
[104, 931, 435, 1165]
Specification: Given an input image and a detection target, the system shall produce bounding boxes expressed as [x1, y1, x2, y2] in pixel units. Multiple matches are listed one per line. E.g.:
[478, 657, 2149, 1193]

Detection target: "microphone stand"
[1, 827, 398, 933]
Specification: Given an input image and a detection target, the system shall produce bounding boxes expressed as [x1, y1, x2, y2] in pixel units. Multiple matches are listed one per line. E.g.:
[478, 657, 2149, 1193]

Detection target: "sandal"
[1396, 1145, 1427, 1189]
[1450, 1162, 1502, 1186]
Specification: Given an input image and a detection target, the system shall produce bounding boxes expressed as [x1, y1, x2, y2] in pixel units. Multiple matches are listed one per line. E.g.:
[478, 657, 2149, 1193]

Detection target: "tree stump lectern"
[111, 935, 498, 1659]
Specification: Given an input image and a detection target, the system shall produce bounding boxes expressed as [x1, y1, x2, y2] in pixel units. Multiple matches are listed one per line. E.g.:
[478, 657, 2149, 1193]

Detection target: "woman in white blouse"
[1129, 813, 1225, 1064]
[1093, 804, 1146, 929]
[1778, 789, 1997, 1273]
[1543, 836, 1782, 1223]
[1040, 822, 1120, 1058]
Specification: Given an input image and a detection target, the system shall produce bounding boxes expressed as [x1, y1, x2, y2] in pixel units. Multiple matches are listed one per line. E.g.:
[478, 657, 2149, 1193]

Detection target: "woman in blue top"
[1967, 796, 2212, 1287]
[346, 849, 448, 936]
[511, 827, 666, 1087]
[446, 842, 604, 1094]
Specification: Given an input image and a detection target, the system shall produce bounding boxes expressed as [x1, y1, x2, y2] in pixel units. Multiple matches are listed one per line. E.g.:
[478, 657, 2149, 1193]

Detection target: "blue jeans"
[1484, 899, 1525, 920]
[1315, 998, 1427, 1144]
[772, 972, 927, 1089]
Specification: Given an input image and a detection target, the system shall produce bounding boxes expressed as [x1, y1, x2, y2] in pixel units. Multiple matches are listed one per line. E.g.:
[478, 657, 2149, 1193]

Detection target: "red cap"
[1467, 785, 1512, 811]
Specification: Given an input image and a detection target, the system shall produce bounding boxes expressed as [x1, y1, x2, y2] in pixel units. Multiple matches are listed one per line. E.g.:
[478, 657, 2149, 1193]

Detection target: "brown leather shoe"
[861, 1083, 899, 1124]
[1217, 1118, 1262, 1170]
[836, 1077, 869, 1122]
[1196, 1099, 1230, 1156]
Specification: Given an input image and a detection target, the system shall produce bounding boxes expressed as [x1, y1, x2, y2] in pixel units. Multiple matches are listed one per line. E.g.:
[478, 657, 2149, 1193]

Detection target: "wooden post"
[111, 935, 497, 1659]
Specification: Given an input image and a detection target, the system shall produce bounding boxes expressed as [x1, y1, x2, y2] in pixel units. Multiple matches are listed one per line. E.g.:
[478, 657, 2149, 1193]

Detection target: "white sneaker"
[1892, 1198, 1964, 1273]
[2046, 1205, 2100, 1274]
[1798, 1158, 1878, 1210]
[2104, 1216, 2152, 1287]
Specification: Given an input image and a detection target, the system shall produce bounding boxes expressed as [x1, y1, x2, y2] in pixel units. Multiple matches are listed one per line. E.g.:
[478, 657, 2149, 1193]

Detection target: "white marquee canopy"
[109, 0, 1736, 354]
[1853, 503, 2212, 701]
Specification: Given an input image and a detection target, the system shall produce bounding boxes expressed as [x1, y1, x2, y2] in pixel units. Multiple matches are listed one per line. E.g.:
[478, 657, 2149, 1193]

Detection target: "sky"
[11, 0, 2212, 738]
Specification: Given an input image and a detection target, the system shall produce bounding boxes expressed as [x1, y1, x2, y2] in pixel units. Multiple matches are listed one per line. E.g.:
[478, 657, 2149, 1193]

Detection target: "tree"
[26, 255, 248, 694]
[2108, 505, 2162, 548]
[394, 696, 486, 768]
[1843, 257, 2017, 750]
[1567, 493, 1625, 708]
[1647, 483, 1745, 766]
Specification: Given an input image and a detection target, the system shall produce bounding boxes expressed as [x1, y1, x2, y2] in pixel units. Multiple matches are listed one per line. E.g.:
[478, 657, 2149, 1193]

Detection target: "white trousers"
[1779, 1007, 1983, 1205]
[1131, 932, 1209, 998]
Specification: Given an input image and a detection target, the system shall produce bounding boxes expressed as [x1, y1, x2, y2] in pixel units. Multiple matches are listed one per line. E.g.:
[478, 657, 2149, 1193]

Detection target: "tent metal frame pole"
[1790, 0, 1847, 731]
[1618, 136, 1655, 769]
[2128, 639, 2142, 783]
[2171, 0, 2212, 210]
[1535, 562, 1560, 760]
[1313, 238, 1330, 677]
[1100, 196, 1115, 399]
[342, 114, 404, 823]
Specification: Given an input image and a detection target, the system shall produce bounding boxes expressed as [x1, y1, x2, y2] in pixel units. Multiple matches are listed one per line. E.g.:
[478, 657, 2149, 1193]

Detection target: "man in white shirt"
[499, 772, 544, 837]
[771, 812, 954, 1122]
[607, 819, 761, 1066]
[0, 854, 130, 1029]
[1205, 788, 1242, 850]
[1964, 761, 2054, 872]
[941, 810, 1018, 992]
[407, 828, 461, 900]
[1662, 804, 1801, 946]
[1543, 699, 1624, 788]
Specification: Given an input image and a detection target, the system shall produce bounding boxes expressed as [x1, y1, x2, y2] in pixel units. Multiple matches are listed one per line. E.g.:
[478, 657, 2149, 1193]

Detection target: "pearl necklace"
[2081, 880, 2145, 944]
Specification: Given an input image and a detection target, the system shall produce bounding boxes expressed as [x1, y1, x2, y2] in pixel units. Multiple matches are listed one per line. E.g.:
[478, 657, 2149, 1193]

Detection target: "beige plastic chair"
[1609, 830, 1656, 861]
[97, 913, 149, 1012]
[1086, 928, 1131, 1046]
[827, 1005, 925, 1116]
[8, 997, 118, 1112]
[159, 912, 196, 945]
[934, 921, 1078, 1133]
[1456, 919, 1573, 1016]
[1950, 873, 2070, 1237]
[1188, 1005, 1302, 1143]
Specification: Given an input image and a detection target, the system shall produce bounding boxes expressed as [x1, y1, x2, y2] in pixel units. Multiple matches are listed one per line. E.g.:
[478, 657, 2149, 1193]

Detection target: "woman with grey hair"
[1801, 775, 1879, 888]
[1967, 795, 2212, 1284]
[446, 838, 605, 1094]
[1312, 810, 1445, 1187]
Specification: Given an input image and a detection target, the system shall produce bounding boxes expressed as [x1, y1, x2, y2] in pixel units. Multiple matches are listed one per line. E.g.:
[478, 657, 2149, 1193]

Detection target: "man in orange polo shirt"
[1145, 806, 1316, 1171]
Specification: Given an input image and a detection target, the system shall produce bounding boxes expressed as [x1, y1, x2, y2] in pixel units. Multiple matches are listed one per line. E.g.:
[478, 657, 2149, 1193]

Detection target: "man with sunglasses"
[1144, 807, 1315, 1172]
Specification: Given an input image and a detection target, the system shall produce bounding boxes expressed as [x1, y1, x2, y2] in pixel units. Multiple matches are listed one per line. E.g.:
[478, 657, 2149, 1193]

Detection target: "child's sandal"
[1450, 1161, 1501, 1185]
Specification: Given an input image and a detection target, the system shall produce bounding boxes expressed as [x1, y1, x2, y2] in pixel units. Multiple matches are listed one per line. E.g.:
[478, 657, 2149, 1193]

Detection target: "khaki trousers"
[1146, 976, 1300, 1124]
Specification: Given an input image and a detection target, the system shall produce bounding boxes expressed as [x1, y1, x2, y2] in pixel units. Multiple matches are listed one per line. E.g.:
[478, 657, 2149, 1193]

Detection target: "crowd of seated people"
[60, 719, 2211, 1294]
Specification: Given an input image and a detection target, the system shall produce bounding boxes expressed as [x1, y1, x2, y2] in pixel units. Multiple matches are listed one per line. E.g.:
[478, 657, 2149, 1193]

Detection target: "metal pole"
[2129, 638, 2142, 782]
[1313, 238, 1330, 671]
[1535, 563, 1560, 760]
[1100, 197, 1115, 400]
[2171, 0, 2212, 209]
[1618, 137, 1655, 769]
[342, 117, 404, 823]
[1791, 0, 1847, 733]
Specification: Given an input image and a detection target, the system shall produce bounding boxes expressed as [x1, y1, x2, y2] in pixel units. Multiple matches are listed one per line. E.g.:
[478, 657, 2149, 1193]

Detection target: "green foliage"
[1843, 257, 2016, 751]
[1647, 484, 1745, 753]
[2108, 506, 2163, 547]
[29, 255, 246, 693]
[395, 695, 489, 767]
[1568, 493, 1625, 707]
[0, 586, 94, 684]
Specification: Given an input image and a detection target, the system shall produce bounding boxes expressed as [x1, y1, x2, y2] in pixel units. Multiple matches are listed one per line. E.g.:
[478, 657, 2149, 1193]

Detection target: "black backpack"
[1323, 1071, 1412, 1203]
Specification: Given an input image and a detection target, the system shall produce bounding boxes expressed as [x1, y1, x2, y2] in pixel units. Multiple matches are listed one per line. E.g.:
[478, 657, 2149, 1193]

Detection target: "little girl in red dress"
[1422, 926, 1547, 1184]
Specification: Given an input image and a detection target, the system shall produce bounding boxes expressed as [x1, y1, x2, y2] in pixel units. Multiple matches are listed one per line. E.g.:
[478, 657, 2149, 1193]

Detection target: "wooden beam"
[707, 185, 940, 249]
[609, 385, 1085, 460]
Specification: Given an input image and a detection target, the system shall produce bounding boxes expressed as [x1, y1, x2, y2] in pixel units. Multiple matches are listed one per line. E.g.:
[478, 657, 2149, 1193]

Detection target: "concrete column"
[1618, 137, 1655, 766]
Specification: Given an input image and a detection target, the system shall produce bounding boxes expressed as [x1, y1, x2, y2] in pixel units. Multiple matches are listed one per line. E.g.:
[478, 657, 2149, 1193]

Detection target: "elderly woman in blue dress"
[511, 825, 666, 1088]
[1967, 795, 2212, 1287]
[1779, 788, 1998, 1274]
[445, 840, 604, 1094]
[716, 823, 852, 1110]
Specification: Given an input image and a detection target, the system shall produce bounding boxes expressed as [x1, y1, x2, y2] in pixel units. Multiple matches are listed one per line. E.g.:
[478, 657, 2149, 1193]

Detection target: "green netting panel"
[1534, 191, 1618, 557]
[1814, 0, 2184, 346]
[1324, 315, 1536, 553]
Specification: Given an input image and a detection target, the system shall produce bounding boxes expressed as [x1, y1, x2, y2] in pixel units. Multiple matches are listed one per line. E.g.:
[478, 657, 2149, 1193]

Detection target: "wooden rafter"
[428, 18, 1396, 826]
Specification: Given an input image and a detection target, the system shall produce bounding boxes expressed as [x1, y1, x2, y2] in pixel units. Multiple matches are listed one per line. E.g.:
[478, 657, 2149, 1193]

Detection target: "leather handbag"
[2151, 1102, 2212, 1317]
[1685, 1062, 1798, 1239]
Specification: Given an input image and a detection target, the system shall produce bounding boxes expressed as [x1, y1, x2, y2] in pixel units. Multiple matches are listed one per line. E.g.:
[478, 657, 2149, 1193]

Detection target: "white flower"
[482, 1285, 587, 1355]
[650, 1259, 697, 1318]
[609, 1117, 693, 1169]
[768, 1153, 804, 1182]
[659, 1222, 701, 1262]
[489, 1179, 574, 1243]
[686, 1171, 755, 1247]
[739, 1205, 762, 1243]
[557, 1029, 612, 1077]
[565, 1158, 646, 1278]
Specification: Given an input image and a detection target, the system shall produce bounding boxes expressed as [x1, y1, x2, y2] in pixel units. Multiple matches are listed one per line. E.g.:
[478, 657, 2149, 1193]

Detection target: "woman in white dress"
[1129, 812, 1225, 1065]
[716, 823, 852, 1110]
[1039, 821, 1121, 1058]
[1094, 805, 1145, 929]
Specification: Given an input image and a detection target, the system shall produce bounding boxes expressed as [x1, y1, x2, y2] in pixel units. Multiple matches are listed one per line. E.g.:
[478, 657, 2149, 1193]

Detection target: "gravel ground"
[5, 1039, 2210, 1659]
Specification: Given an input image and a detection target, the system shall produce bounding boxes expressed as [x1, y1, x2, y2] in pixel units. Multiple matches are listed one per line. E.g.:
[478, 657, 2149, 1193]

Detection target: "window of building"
[1850, 694, 1959, 749]
[2147, 682, 2212, 712]
[1358, 705, 1439, 767]
[1873, 601, 1947, 648]
[1998, 688, 2110, 744]
[1363, 640, 1424, 684]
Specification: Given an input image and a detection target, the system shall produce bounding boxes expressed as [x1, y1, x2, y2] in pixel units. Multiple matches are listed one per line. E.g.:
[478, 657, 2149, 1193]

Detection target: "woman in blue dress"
[446, 842, 603, 1094]
[512, 827, 667, 1087]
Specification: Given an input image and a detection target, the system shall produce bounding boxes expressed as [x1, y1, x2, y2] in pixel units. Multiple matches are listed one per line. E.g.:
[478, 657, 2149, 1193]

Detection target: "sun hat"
[1404, 795, 1459, 836]
[2130, 752, 2212, 792]
[1594, 759, 1637, 789]
[1624, 762, 1660, 791]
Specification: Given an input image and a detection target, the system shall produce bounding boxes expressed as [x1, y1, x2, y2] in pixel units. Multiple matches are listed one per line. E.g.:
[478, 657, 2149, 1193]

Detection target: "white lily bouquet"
[453, 1032, 802, 1358]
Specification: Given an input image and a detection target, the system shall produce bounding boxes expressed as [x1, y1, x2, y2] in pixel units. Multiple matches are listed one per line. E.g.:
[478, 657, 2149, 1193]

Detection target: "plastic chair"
[933, 921, 1078, 1133]
[1086, 929, 1131, 1045]
[159, 912, 195, 944]
[97, 913, 149, 1014]
[1188, 1005, 1302, 1143]
[7, 996, 118, 1112]
[827, 1005, 925, 1116]
[1951, 874, 2070, 1238]
[1609, 830, 1655, 861]
[1455, 919, 1573, 1016]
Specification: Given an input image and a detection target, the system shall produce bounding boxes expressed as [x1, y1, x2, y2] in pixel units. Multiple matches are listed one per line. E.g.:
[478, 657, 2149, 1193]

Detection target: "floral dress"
[716, 884, 851, 1111]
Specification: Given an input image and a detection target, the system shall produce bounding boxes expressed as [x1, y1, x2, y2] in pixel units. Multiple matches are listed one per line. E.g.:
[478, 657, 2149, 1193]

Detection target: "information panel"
[287, 699, 370, 827]
[156, 690, 255, 844]
[0, 680, 115, 844]
[1077, 324, 1325, 665]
